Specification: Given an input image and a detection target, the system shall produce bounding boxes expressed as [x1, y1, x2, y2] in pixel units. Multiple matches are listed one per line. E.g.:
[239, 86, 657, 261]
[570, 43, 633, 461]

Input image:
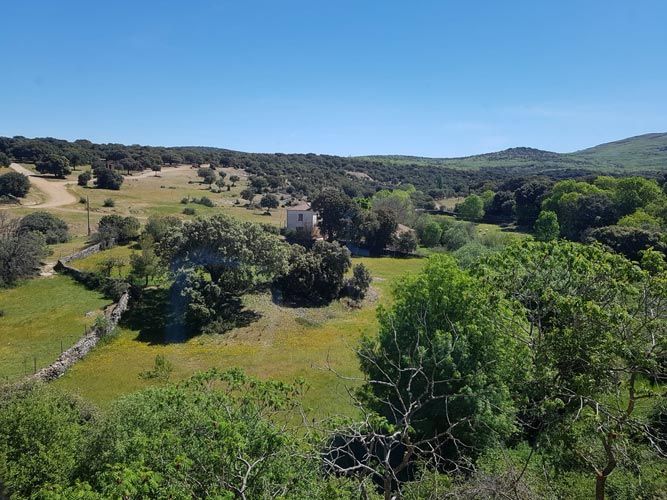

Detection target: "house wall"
[286, 210, 317, 231]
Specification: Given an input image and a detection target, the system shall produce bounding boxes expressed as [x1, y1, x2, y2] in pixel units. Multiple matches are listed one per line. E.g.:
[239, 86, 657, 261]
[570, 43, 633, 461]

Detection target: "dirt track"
[9, 163, 78, 208]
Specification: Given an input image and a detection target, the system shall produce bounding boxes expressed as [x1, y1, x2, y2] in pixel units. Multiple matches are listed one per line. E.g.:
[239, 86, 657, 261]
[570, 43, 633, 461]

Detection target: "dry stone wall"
[24, 244, 129, 383]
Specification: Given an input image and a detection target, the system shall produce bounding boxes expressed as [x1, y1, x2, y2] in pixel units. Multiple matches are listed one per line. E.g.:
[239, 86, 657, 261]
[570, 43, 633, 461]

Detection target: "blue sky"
[1, 0, 666, 157]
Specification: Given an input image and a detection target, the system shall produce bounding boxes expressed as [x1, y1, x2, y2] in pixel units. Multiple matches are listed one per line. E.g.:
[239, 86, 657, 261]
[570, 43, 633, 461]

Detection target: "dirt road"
[9, 163, 78, 208]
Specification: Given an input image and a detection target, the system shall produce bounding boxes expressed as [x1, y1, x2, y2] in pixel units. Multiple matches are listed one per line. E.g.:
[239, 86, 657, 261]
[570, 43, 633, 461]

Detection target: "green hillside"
[359, 132, 667, 173]
[569, 132, 667, 170]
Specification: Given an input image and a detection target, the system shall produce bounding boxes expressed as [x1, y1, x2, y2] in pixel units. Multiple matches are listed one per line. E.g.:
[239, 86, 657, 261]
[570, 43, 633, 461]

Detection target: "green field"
[0, 275, 110, 382]
[54, 256, 425, 415]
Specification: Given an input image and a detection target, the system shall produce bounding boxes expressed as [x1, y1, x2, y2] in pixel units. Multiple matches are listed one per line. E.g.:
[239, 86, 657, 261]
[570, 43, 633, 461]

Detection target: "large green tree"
[311, 188, 355, 241]
[480, 241, 667, 500]
[456, 194, 484, 221]
[358, 255, 528, 467]
[161, 214, 289, 332]
[35, 154, 71, 178]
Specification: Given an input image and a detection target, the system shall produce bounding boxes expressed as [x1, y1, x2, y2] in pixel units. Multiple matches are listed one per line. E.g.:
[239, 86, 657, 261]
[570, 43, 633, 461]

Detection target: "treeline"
[0, 136, 594, 198]
[448, 175, 667, 260]
[1, 240, 665, 499]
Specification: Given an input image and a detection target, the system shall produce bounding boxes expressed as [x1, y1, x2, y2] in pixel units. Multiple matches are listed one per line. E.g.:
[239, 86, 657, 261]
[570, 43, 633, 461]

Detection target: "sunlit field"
[54, 256, 425, 416]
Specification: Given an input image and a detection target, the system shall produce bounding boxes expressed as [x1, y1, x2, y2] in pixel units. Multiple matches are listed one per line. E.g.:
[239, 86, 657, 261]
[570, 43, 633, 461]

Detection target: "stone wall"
[27, 291, 130, 383]
[24, 244, 129, 383]
[59, 242, 102, 263]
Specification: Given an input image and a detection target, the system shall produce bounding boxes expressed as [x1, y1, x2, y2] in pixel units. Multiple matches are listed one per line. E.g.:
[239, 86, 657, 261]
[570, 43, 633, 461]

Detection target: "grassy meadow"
[54, 256, 424, 415]
[0, 275, 110, 382]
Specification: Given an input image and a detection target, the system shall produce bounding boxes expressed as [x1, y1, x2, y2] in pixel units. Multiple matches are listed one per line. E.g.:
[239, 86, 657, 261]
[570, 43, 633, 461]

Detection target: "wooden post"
[87, 196, 91, 236]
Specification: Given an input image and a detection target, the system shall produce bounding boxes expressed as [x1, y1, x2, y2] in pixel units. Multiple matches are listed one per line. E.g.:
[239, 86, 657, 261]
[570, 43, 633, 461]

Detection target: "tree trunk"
[595, 474, 607, 500]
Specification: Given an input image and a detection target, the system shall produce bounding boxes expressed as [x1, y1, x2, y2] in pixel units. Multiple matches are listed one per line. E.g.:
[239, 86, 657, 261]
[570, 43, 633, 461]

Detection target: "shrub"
[276, 241, 351, 305]
[0, 171, 30, 198]
[0, 229, 47, 286]
[139, 355, 174, 381]
[393, 230, 418, 254]
[93, 166, 123, 190]
[585, 225, 666, 261]
[194, 196, 214, 207]
[103, 198, 115, 207]
[0, 151, 10, 167]
[534, 210, 559, 241]
[144, 215, 182, 243]
[344, 263, 372, 300]
[182, 207, 196, 215]
[77, 171, 91, 186]
[441, 221, 476, 250]
[97, 215, 140, 246]
[0, 385, 94, 498]
[18, 211, 69, 244]
[260, 194, 280, 209]
[181, 196, 190, 204]
[416, 219, 443, 247]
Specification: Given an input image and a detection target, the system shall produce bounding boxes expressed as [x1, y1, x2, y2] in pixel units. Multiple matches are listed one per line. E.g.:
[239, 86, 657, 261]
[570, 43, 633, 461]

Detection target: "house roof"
[287, 202, 312, 211]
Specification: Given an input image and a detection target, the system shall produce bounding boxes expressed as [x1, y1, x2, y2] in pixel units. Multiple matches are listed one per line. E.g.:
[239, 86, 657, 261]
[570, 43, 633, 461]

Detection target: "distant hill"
[358, 133, 667, 173]
[569, 133, 667, 170]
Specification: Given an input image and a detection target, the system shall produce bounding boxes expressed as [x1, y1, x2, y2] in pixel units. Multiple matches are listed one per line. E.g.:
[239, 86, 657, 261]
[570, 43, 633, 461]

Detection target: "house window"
[298, 214, 303, 222]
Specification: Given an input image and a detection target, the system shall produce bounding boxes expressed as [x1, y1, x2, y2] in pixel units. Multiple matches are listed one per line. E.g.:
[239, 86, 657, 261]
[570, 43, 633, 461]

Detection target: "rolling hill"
[359, 132, 667, 172]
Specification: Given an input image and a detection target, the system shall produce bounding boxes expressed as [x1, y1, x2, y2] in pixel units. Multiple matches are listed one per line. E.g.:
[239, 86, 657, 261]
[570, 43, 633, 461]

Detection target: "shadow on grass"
[121, 287, 262, 345]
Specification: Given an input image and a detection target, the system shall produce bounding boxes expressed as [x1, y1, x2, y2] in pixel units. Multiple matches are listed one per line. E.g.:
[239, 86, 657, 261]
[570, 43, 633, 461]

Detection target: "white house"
[286, 202, 318, 235]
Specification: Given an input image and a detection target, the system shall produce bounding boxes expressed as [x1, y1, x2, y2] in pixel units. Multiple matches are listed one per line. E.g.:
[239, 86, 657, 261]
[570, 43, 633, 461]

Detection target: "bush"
[182, 207, 196, 215]
[103, 198, 115, 207]
[393, 230, 418, 254]
[534, 210, 559, 241]
[0, 229, 47, 286]
[277, 241, 352, 305]
[93, 166, 123, 190]
[194, 196, 214, 207]
[441, 221, 476, 251]
[344, 263, 372, 300]
[144, 215, 182, 243]
[139, 355, 174, 381]
[180, 196, 190, 204]
[585, 225, 666, 261]
[77, 171, 91, 186]
[260, 194, 280, 209]
[97, 215, 140, 246]
[18, 211, 69, 244]
[0, 385, 94, 498]
[0, 171, 30, 198]
[416, 219, 443, 247]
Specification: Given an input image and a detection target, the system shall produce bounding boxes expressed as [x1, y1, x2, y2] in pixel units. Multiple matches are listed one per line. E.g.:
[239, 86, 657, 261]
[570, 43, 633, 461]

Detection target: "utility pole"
[86, 195, 91, 236]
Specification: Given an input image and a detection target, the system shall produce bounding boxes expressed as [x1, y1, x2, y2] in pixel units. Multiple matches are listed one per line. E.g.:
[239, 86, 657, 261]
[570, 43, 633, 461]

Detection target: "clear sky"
[1, 0, 666, 157]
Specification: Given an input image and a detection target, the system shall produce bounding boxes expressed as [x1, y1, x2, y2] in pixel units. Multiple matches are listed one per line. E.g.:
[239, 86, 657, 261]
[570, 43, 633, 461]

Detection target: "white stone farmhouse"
[285, 202, 318, 235]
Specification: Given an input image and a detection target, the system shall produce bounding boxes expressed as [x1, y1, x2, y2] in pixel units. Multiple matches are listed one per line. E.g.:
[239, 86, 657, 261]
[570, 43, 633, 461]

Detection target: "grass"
[2, 166, 285, 247]
[73, 244, 136, 276]
[54, 256, 425, 416]
[0, 276, 110, 382]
